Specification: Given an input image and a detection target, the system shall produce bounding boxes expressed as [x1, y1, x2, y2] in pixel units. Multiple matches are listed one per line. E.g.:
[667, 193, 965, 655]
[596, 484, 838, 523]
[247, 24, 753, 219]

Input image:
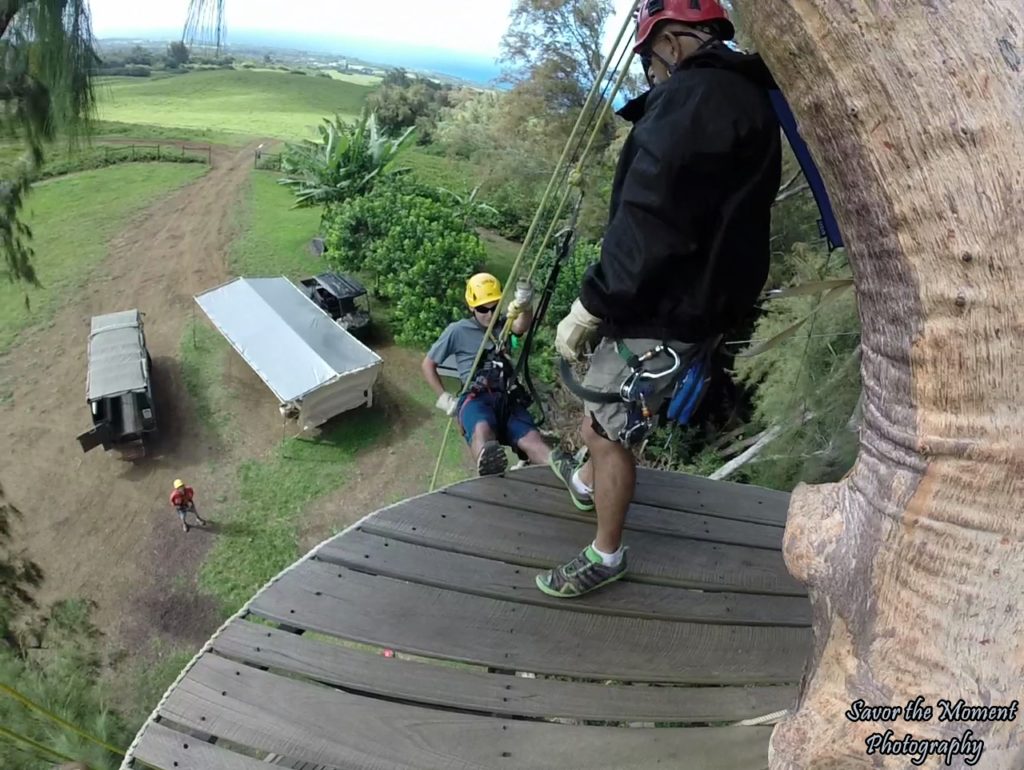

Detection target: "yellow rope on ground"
[0, 682, 126, 757]
[0, 723, 77, 765]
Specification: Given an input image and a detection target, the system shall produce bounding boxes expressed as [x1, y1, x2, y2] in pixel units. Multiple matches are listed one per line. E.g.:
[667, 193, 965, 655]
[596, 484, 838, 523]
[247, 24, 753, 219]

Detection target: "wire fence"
[254, 150, 282, 170]
[102, 142, 213, 166]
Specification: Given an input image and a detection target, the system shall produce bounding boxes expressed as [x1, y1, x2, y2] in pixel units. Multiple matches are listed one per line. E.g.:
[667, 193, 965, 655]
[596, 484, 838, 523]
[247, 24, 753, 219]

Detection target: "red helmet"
[634, 0, 735, 51]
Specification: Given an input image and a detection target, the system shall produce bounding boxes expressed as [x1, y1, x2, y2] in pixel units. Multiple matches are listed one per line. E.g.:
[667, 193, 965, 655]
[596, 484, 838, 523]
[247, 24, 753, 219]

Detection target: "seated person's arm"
[510, 306, 532, 336]
[421, 355, 446, 397]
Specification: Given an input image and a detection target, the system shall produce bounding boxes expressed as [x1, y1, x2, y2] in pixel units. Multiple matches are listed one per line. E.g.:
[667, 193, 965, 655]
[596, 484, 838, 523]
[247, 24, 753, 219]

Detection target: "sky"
[87, 0, 638, 82]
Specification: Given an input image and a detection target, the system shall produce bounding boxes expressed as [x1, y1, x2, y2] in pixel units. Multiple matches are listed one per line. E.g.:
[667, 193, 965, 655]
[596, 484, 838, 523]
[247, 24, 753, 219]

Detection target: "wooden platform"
[122, 466, 811, 770]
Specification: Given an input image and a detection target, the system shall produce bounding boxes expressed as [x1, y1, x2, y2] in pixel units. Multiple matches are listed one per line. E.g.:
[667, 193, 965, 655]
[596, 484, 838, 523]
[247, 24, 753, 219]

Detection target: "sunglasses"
[475, 304, 498, 315]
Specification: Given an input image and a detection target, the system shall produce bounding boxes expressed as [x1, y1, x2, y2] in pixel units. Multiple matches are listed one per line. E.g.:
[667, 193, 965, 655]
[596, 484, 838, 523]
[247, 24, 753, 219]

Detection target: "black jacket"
[580, 43, 781, 342]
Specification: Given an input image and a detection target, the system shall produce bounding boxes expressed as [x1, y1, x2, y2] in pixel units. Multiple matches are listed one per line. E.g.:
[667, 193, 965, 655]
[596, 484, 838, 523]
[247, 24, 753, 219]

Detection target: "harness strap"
[559, 358, 623, 403]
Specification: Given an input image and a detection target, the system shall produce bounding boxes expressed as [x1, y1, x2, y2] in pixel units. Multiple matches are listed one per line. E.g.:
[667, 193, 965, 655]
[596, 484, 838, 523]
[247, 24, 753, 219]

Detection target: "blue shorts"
[457, 391, 538, 447]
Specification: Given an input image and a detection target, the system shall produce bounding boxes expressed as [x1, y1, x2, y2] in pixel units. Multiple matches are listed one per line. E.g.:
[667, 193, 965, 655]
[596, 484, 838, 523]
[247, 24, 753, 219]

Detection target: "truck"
[298, 272, 372, 334]
[76, 309, 156, 460]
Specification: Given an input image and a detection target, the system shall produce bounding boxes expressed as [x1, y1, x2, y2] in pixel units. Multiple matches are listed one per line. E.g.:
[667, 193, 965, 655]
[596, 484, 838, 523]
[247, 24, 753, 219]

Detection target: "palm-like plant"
[279, 109, 414, 210]
[437, 184, 499, 228]
[1, 0, 98, 284]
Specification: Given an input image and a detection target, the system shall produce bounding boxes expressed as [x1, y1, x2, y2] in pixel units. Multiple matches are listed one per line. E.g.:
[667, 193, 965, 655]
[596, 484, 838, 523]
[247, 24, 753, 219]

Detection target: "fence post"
[157, 144, 161, 160]
[208, 146, 212, 166]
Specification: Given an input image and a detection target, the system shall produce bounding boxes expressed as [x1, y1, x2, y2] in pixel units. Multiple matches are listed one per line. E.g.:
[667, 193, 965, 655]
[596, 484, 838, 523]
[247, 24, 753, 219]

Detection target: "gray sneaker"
[477, 440, 507, 476]
[535, 545, 627, 598]
[548, 449, 594, 511]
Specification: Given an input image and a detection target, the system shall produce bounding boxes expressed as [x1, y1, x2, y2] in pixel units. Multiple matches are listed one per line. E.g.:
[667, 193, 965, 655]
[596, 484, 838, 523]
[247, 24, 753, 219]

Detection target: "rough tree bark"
[737, 1, 1024, 767]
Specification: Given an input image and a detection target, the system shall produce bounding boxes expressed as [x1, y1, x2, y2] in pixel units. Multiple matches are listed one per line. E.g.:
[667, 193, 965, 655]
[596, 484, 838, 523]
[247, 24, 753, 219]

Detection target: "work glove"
[555, 298, 601, 361]
[435, 391, 459, 416]
[506, 278, 534, 321]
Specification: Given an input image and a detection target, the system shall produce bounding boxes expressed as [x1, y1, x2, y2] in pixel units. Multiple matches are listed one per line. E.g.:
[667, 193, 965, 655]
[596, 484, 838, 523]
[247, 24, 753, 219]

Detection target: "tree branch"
[708, 426, 783, 480]
[774, 182, 811, 203]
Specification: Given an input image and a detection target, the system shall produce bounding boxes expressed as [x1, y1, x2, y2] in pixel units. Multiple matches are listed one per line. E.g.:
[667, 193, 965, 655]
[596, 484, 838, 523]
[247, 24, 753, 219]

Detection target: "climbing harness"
[459, 344, 533, 459]
[558, 338, 717, 446]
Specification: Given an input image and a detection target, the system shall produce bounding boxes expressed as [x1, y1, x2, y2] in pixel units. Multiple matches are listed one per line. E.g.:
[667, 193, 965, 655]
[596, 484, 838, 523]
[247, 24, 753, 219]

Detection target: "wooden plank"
[445, 477, 785, 549]
[351, 496, 804, 596]
[214, 619, 799, 722]
[509, 465, 790, 526]
[318, 530, 810, 626]
[162, 653, 775, 770]
[250, 560, 810, 684]
[133, 720, 275, 770]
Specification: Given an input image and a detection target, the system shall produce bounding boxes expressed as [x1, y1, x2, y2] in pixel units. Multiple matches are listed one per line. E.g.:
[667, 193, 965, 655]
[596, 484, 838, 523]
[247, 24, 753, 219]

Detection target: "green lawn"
[478, 228, 522, 283]
[0, 163, 207, 354]
[198, 409, 389, 612]
[93, 119, 249, 147]
[95, 69, 374, 141]
[326, 70, 383, 86]
[231, 170, 322, 277]
[397, 146, 486, 194]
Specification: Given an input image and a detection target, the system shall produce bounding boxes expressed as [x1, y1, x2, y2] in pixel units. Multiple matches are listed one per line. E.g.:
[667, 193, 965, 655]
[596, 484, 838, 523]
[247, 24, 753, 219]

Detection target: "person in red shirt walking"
[170, 478, 206, 533]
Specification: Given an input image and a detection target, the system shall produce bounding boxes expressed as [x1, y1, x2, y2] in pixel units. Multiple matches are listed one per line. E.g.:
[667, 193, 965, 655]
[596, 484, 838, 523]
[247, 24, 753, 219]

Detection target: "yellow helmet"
[173, 478, 185, 489]
[465, 273, 502, 309]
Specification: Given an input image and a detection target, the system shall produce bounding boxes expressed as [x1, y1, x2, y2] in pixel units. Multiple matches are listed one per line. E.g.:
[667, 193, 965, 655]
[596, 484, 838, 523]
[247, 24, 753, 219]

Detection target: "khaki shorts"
[583, 337, 693, 446]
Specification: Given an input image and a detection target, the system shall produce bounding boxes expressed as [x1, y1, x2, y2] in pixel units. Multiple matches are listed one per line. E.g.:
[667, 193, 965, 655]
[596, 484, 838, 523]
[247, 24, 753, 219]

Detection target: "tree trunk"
[737, 1, 1024, 767]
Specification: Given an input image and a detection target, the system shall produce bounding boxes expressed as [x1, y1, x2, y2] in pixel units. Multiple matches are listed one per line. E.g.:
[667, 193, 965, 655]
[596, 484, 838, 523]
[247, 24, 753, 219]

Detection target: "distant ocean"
[223, 31, 505, 87]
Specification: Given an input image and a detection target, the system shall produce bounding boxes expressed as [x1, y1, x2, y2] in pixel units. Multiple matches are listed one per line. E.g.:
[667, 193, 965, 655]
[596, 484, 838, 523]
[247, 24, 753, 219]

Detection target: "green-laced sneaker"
[548, 450, 594, 511]
[535, 546, 627, 598]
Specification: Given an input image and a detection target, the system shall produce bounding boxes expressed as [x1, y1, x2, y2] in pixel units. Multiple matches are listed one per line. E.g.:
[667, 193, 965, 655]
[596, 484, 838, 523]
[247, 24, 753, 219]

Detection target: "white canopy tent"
[195, 277, 382, 430]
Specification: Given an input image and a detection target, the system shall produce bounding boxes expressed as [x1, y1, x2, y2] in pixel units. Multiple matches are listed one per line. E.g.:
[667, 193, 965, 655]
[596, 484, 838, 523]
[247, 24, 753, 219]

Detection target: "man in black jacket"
[538, 0, 781, 597]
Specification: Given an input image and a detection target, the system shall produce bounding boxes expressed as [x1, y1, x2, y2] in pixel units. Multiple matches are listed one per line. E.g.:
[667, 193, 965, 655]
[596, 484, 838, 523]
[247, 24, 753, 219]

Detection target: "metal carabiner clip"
[618, 346, 682, 402]
[637, 346, 682, 382]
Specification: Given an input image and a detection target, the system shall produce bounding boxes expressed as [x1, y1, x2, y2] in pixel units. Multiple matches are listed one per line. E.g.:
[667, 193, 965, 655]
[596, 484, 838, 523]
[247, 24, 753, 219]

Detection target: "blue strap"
[768, 89, 844, 251]
[666, 357, 710, 425]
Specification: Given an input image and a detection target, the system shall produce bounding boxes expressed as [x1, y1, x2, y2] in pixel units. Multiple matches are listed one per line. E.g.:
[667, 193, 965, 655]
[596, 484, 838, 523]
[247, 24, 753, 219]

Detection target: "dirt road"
[0, 144, 258, 648]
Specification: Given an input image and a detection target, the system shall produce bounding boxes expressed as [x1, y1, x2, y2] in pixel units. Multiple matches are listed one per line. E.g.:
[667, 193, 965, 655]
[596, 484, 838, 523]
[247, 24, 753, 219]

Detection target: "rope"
[428, 2, 641, 492]
[0, 724, 76, 764]
[0, 682, 126, 758]
[731, 708, 791, 726]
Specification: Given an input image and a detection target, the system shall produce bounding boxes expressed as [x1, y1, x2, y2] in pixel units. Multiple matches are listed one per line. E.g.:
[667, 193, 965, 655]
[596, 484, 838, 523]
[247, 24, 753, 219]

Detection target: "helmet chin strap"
[643, 29, 717, 84]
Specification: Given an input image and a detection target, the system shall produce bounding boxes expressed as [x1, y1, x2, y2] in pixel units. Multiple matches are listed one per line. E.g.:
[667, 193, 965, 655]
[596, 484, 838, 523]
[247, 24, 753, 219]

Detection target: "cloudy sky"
[88, 0, 636, 63]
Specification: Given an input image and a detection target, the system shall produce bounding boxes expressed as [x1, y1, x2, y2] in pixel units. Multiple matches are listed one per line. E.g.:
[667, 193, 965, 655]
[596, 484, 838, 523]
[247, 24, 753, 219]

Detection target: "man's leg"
[582, 416, 635, 554]
[514, 429, 551, 466]
[461, 396, 507, 476]
[177, 506, 189, 533]
[538, 338, 679, 597]
[535, 410, 632, 598]
[190, 503, 207, 526]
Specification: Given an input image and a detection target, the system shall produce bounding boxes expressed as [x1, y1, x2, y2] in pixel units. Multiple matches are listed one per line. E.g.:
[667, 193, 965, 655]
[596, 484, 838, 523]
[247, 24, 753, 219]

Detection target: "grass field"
[198, 409, 389, 612]
[231, 170, 322, 277]
[325, 70, 383, 86]
[0, 163, 207, 353]
[397, 146, 486, 194]
[187, 166, 471, 612]
[96, 69, 373, 141]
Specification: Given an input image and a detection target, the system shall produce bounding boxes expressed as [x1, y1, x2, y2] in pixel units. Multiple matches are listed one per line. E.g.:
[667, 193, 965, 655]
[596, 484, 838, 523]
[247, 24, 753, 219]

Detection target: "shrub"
[323, 179, 485, 346]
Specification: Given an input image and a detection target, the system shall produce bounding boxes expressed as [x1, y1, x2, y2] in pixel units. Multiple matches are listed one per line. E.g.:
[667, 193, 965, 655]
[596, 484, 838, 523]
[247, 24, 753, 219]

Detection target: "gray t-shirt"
[428, 317, 506, 384]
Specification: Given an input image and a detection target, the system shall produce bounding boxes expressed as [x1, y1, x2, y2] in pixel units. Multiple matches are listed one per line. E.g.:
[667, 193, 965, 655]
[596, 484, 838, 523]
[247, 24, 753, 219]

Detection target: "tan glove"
[555, 298, 601, 361]
[435, 392, 459, 416]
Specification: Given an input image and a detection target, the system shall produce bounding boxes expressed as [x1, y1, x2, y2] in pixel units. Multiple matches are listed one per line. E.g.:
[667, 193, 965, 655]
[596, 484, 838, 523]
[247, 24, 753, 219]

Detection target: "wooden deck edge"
[119, 486, 447, 770]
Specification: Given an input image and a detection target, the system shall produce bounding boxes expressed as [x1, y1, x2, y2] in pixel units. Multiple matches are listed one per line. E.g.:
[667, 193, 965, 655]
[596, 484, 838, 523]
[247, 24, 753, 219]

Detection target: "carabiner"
[618, 346, 682, 402]
[637, 346, 681, 382]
